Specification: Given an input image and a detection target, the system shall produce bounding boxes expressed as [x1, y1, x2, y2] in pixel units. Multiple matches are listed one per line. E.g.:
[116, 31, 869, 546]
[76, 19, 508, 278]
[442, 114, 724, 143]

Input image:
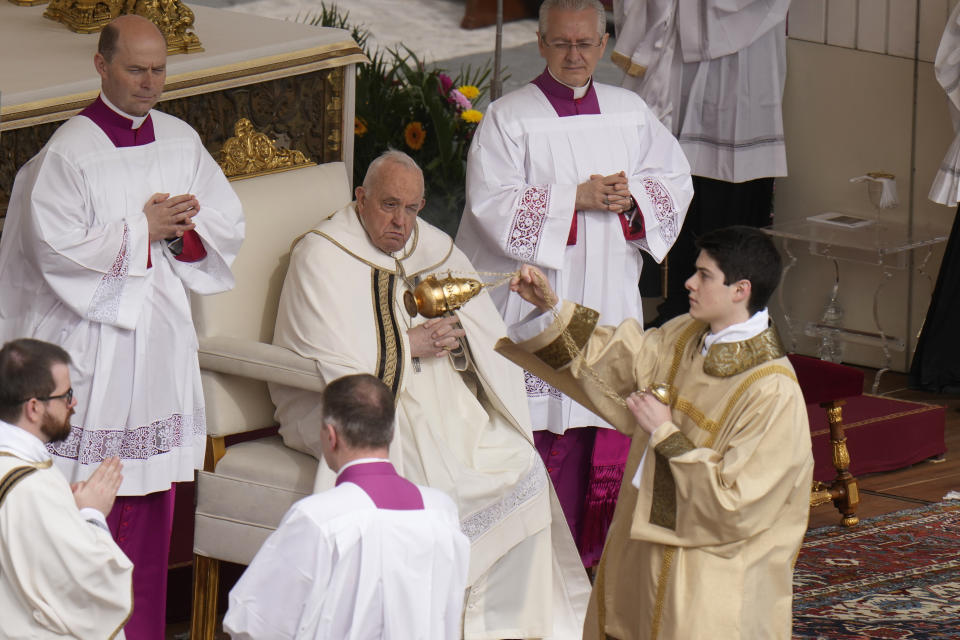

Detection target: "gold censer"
[404, 273, 484, 318]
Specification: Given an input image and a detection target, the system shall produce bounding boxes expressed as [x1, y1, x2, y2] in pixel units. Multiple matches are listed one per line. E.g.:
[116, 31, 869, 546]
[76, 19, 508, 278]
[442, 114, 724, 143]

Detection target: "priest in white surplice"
[0, 16, 244, 638]
[455, 0, 692, 567]
[226, 374, 470, 639]
[612, 0, 789, 323]
[0, 339, 133, 639]
[270, 151, 590, 639]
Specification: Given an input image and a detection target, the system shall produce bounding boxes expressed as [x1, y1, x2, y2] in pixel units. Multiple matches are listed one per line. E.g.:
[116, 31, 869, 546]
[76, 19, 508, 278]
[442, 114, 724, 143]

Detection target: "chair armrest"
[198, 336, 325, 392]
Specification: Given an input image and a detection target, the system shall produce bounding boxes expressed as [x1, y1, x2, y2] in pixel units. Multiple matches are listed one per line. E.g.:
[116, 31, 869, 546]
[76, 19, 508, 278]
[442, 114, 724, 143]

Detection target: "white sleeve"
[462, 105, 578, 271]
[21, 149, 152, 330]
[223, 506, 326, 640]
[162, 136, 245, 295]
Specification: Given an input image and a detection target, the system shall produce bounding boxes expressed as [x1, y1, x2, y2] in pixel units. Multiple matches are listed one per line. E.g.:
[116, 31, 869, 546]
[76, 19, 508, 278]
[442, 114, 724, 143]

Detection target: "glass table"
[763, 217, 948, 392]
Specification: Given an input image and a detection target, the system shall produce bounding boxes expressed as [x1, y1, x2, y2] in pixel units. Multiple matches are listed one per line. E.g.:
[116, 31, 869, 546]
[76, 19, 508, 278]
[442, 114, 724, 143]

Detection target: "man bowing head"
[0, 14, 245, 639]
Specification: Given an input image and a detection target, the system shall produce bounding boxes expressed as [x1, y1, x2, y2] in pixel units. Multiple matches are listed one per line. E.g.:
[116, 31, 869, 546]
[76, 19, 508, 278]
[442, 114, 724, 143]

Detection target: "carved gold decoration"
[831, 436, 851, 470]
[219, 118, 315, 179]
[44, 0, 122, 34]
[8, 0, 49, 6]
[128, 0, 203, 54]
[43, 0, 202, 54]
[646, 382, 674, 406]
[3, 68, 344, 222]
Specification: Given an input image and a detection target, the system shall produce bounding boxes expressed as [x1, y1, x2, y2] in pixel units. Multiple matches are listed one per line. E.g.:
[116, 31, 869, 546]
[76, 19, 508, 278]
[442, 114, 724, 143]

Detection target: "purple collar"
[78, 95, 156, 148]
[531, 68, 601, 117]
[335, 461, 424, 510]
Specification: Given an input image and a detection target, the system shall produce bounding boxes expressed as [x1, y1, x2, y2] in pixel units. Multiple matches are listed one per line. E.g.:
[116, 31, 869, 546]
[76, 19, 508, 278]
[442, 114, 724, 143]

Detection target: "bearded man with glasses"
[0, 338, 132, 638]
[457, 0, 692, 570]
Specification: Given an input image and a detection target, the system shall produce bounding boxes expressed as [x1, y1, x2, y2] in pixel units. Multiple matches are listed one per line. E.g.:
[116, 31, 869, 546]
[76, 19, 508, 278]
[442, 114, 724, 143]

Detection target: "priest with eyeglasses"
[456, 0, 692, 570]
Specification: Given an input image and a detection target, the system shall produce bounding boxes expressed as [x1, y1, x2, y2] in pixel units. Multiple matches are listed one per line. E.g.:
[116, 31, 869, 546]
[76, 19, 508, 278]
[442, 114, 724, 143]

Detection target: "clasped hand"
[71, 456, 123, 516]
[576, 171, 632, 213]
[144, 192, 200, 243]
[408, 316, 466, 359]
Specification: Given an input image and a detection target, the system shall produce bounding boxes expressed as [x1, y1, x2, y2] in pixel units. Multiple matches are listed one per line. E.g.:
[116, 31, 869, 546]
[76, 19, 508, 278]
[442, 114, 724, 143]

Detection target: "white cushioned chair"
[189, 161, 352, 639]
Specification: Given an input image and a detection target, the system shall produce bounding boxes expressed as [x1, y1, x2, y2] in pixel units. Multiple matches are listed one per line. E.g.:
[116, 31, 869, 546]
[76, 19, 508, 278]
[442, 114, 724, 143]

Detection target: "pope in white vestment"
[270, 151, 589, 639]
[0, 420, 133, 639]
[224, 460, 470, 640]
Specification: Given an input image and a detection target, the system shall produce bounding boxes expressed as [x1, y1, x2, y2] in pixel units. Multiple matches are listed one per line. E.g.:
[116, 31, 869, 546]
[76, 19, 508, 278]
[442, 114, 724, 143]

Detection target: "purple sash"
[531, 68, 601, 117]
[335, 462, 424, 510]
[78, 95, 156, 148]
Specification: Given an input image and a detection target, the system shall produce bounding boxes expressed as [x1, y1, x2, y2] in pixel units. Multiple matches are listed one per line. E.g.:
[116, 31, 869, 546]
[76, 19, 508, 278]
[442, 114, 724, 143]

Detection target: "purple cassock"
[527, 69, 636, 569]
[335, 461, 424, 510]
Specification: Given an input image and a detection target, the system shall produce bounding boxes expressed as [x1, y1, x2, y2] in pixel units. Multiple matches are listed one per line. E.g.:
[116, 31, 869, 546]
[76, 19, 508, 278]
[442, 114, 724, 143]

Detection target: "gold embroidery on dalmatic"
[533, 304, 599, 369]
[705, 364, 796, 449]
[703, 326, 786, 377]
[666, 320, 708, 388]
[650, 432, 696, 529]
[650, 546, 677, 640]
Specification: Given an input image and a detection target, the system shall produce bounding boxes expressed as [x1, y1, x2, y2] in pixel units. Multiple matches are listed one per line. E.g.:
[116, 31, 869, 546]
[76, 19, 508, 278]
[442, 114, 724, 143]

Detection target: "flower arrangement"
[310, 5, 493, 236]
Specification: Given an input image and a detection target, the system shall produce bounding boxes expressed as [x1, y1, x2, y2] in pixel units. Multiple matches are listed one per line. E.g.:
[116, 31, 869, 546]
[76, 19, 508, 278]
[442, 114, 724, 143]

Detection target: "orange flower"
[404, 121, 426, 150]
[355, 117, 368, 137]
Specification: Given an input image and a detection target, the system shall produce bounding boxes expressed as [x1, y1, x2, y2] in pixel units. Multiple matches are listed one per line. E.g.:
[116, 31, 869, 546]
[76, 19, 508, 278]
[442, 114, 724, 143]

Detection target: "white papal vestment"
[270, 205, 590, 639]
[456, 77, 692, 434]
[0, 108, 244, 494]
[0, 421, 133, 639]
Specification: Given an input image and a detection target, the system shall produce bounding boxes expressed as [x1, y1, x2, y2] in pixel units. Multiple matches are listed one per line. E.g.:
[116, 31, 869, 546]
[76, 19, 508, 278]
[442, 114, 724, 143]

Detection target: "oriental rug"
[793, 502, 960, 639]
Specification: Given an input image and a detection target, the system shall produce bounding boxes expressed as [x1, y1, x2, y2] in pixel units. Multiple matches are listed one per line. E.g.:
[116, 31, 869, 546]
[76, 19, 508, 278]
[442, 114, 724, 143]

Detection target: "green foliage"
[302, 4, 493, 236]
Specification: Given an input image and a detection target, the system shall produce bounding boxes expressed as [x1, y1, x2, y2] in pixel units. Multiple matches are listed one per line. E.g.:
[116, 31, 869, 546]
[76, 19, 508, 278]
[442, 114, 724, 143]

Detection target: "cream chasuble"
[270, 204, 590, 639]
[457, 77, 692, 434]
[613, 0, 789, 182]
[0, 422, 133, 639]
[0, 108, 244, 495]
[498, 305, 814, 640]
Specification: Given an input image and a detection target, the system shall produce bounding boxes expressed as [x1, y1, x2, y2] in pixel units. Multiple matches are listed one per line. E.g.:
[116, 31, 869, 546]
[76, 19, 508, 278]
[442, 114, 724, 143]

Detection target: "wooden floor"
[807, 368, 960, 529]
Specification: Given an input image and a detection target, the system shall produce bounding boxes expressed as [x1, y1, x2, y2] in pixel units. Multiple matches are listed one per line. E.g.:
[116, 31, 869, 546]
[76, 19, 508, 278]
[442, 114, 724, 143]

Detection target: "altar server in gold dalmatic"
[500, 225, 813, 640]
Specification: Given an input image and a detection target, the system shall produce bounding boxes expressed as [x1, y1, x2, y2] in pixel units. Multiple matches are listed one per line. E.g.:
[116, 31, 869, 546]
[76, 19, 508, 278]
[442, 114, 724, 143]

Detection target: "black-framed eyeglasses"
[35, 387, 74, 405]
[540, 37, 604, 54]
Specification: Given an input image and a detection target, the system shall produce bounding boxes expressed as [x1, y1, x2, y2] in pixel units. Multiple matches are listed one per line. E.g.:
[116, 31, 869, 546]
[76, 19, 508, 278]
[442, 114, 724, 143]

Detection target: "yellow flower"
[354, 117, 367, 137]
[457, 85, 480, 101]
[404, 121, 426, 150]
[460, 109, 483, 124]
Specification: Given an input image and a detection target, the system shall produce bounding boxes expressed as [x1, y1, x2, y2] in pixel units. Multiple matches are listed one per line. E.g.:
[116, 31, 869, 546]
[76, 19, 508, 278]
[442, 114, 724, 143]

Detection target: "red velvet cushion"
[787, 353, 864, 405]
[809, 394, 946, 480]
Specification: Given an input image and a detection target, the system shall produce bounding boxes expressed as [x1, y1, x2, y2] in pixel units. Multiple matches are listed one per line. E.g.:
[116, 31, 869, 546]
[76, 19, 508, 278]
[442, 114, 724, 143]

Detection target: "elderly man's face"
[355, 162, 425, 254]
[95, 19, 167, 117]
[538, 7, 608, 88]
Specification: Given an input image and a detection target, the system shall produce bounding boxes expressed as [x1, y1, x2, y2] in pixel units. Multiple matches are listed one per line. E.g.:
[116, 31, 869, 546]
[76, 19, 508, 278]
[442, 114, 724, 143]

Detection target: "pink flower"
[438, 73, 453, 94]
[449, 89, 472, 111]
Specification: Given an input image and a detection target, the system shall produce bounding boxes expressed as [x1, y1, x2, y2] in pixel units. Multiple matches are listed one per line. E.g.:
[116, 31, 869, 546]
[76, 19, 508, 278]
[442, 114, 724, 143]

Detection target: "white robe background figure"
[456, 81, 692, 434]
[0, 111, 244, 494]
[613, 0, 790, 183]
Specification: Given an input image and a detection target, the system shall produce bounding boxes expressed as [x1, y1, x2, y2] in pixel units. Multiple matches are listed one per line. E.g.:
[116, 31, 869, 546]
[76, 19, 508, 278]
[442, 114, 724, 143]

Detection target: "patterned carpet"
[793, 502, 960, 639]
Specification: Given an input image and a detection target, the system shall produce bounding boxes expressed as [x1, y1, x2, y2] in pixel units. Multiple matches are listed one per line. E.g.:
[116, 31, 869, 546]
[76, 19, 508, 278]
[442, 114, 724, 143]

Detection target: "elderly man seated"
[269, 150, 589, 638]
[225, 374, 470, 639]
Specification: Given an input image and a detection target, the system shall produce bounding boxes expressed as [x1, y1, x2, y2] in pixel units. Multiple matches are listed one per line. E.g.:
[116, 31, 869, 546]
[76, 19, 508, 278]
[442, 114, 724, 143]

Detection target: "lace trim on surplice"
[47, 407, 205, 464]
[87, 223, 131, 323]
